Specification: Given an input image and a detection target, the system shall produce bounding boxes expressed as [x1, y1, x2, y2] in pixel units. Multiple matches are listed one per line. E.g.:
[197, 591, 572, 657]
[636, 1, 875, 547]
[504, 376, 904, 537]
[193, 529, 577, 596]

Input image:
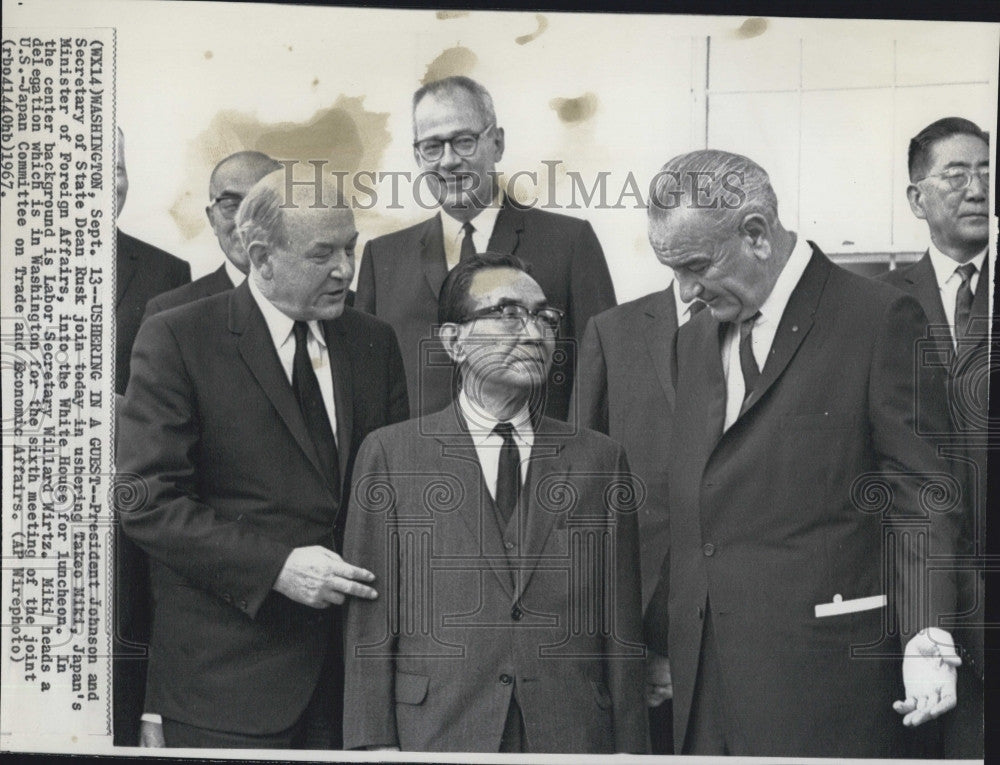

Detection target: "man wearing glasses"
[356, 75, 616, 420]
[343, 252, 647, 753]
[882, 117, 990, 759]
[143, 151, 282, 318]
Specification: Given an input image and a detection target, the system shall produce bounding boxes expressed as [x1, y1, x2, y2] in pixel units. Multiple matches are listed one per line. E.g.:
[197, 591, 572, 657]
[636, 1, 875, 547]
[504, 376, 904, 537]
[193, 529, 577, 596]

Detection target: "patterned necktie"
[292, 321, 340, 493]
[493, 422, 520, 527]
[953, 262, 977, 344]
[460, 221, 476, 262]
[739, 312, 762, 400]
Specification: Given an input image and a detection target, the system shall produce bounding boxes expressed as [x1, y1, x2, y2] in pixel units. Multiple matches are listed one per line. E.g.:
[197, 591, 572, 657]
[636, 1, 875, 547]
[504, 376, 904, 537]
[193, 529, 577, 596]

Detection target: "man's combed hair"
[908, 117, 990, 182]
[438, 251, 532, 326]
[234, 171, 288, 251]
[209, 151, 282, 197]
[412, 75, 497, 131]
[647, 149, 779, 234]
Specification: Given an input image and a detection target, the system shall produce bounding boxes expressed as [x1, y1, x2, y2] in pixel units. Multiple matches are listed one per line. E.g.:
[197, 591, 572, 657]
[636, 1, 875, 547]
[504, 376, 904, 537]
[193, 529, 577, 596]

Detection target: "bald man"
[144, 151, 282, 317]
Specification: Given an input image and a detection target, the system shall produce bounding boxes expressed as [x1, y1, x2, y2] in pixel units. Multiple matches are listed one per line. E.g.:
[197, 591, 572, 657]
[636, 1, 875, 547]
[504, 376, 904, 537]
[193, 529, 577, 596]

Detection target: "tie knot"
[293, 320, 310, 345]
[955, 262, 977, 284]
[462, 221, 475, 236]
[493, 421, 516, 441]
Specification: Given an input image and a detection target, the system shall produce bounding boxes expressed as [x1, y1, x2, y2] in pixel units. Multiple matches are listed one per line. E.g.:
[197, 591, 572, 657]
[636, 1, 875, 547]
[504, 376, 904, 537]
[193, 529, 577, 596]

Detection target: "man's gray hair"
[235, 170, 289, 252]
[648, 149, 779, 233]
[412, 75, 497, 132]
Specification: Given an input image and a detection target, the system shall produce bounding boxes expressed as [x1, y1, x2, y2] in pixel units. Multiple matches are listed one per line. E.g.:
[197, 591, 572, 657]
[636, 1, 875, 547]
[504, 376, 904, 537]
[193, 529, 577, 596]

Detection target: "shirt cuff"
[140, 713, 163, 725]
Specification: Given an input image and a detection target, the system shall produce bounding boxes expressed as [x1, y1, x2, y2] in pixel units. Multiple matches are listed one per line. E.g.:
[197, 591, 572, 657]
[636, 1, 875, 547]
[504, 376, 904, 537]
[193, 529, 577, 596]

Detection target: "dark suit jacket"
[116, 229, 190, 395]
[117, 282, 409, 734]
[355, 204, 617, 420]
[572, 288, 678, 608]
[143, 263, 234, 318]
[342, 406, 648, 753]
[881, 252, 990, 758]
[644, 246, 960, 757]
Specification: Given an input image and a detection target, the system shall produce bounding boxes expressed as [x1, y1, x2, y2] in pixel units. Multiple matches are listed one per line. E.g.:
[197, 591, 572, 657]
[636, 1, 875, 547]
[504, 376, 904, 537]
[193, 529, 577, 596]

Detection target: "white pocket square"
[814, 593, 886, 618]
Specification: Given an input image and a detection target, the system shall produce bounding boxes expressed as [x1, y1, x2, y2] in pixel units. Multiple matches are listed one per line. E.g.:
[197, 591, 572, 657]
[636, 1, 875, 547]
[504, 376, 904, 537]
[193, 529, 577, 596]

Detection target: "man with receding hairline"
[117, 171, 408, 748]
[356, 75, 616, 420]
[641, 149, 964, 757]
[144, 151, 283, 317]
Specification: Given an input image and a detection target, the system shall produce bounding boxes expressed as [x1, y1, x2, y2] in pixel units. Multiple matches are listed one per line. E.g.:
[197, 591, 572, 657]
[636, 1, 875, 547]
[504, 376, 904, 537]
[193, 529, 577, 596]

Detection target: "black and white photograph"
[1, 0, 997, 760]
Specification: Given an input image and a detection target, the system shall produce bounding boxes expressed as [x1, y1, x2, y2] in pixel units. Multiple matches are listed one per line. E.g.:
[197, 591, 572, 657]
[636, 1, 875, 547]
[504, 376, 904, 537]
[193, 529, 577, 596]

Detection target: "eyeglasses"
[211, 193, 244, 217]
[461, 302, 564, 332]
[413, 124, 495, 163]
[916, 168, 990, 192]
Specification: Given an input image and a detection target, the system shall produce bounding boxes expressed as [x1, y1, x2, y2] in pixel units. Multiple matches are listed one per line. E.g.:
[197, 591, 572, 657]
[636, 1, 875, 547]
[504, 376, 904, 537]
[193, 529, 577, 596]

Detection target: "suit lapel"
[736, 246, 827, 421]
[906, 252, 950, 330]
[642, 289, 679, 411]
[419, 214, 448, 299]
[430, 407, 515, 598]
[116, 229, 138, 308]
[970, 255, 990, 345]
[230, 284, 331, 495]
[487, 202, 524, 256]
[687, 315, 727, 452]
[517, 419, 567, 599]
[323, 317, 354, 491]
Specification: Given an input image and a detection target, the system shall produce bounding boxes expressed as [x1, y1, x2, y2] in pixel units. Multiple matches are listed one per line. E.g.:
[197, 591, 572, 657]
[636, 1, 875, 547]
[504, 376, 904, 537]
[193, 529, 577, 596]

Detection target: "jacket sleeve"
[355, 240, 377, 314]
[571, 316, 609, 435]
[116, 315, 293, 619]
[567, 220, 616, 341]
[606, 448, 651, 753]
[342, 432, 399, 749]
[869, 293, 959, 638]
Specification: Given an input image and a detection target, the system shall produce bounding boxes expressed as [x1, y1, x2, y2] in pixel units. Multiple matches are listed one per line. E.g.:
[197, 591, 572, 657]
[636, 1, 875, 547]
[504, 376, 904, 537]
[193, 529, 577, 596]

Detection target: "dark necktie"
[738, 312, 762, 400]
[292, 321, 341, 493]
[689, 300, 706, 318]
[460, 221, 476, 262]
[954, 262, 977, 344]
[493, 422, 520, 527]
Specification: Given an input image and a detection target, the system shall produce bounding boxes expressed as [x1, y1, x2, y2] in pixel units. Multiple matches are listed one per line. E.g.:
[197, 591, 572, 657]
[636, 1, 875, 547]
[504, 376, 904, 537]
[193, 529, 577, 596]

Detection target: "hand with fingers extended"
[646, 650, 673, 707]
[893, 627, 961, 727]
[273, 545, 378, 607]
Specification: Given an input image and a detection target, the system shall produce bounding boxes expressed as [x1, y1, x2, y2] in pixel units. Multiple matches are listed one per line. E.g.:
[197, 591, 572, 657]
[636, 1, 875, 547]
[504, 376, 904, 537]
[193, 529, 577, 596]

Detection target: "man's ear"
[740, 214, 771, 260]
[906, 184, 928, 221]
[439, 323, 465, 364]
[493, 126, 505, 163]
[246, 241, 271, 277]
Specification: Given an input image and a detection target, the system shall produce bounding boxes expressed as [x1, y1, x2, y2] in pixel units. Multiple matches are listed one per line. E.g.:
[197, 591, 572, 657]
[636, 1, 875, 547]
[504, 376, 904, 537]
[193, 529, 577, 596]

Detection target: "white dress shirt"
[721, 235, 813, 431]
[926, 244, 987, 349]
[441, 195, 503, 271]
[457, 389, 533, 500]
[248, 276, 339, 443]
[223, 259, 246, 288]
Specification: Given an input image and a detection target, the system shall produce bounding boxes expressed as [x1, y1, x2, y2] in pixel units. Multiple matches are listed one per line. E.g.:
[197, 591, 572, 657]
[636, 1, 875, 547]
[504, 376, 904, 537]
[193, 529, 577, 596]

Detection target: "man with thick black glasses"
[344, 252, 647, 753]
[355, 75, 617, 420]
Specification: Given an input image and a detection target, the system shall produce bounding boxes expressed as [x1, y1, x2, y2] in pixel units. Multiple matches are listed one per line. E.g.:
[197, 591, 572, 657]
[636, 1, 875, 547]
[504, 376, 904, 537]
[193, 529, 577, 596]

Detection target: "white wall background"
[8, 1, 998, 302]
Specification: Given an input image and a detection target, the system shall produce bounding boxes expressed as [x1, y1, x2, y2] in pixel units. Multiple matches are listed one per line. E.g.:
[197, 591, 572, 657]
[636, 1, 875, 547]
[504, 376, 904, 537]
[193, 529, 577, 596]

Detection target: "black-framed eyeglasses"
[460, 302, 564, 332]
[211, 193, 244, 216]
[413, 124, 495, 163]
[916, 168, 990, 192]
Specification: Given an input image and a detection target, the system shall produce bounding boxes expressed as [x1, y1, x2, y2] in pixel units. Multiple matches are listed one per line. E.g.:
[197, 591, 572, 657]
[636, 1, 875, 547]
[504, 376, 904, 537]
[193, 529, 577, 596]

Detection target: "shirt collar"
[224, 259, 246, 288]
[247, 275, 326, 351]
[756, 234, 813, 327]
[441, 190, 503, 246]
[457, 388, 533, 447]
[926, 243, 987, 291]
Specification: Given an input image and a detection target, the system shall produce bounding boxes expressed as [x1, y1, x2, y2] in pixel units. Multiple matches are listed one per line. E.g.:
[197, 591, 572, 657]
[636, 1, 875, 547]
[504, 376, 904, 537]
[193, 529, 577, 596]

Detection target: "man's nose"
[329, 252, 354, 281]
[678, 276, 703, 303]
[965, 172, 988, 199]
[439, 141, 463, 170]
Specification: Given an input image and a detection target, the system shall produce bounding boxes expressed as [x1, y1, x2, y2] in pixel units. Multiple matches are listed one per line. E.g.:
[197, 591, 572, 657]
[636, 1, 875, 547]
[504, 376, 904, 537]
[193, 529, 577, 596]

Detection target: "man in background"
[118, 171, 408, 748]
[882, 116, 990, 759]
[144, 151, 282, 317]
[356, 76, 616, 420]
[642, 149, 962, 757]
[112, 125, 190, 746]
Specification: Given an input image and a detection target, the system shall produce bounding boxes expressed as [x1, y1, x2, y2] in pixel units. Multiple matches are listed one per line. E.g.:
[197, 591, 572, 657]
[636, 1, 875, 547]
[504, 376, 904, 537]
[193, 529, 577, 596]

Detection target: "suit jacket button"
[697, 606, 704, 619]
[499, 674, 513, 685]
[703, 543, 716, 557]
[511, 606, 523, 621]
[240, 600, 248, 610]
[222, 593, 232, 603]
[505, 541, 515, 550]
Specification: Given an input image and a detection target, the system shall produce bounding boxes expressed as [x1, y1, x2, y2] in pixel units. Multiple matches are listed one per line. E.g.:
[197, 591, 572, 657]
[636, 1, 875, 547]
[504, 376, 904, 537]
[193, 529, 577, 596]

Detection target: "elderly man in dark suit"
[882, 116, 990, 759]
[642, 150, 963, 757]
[343, 252, 647, 753]
[112, 126, 190, 746]
[144, 151, 282, 317]
[117, 170, 408, 748]
[355, 76, 616, 420]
